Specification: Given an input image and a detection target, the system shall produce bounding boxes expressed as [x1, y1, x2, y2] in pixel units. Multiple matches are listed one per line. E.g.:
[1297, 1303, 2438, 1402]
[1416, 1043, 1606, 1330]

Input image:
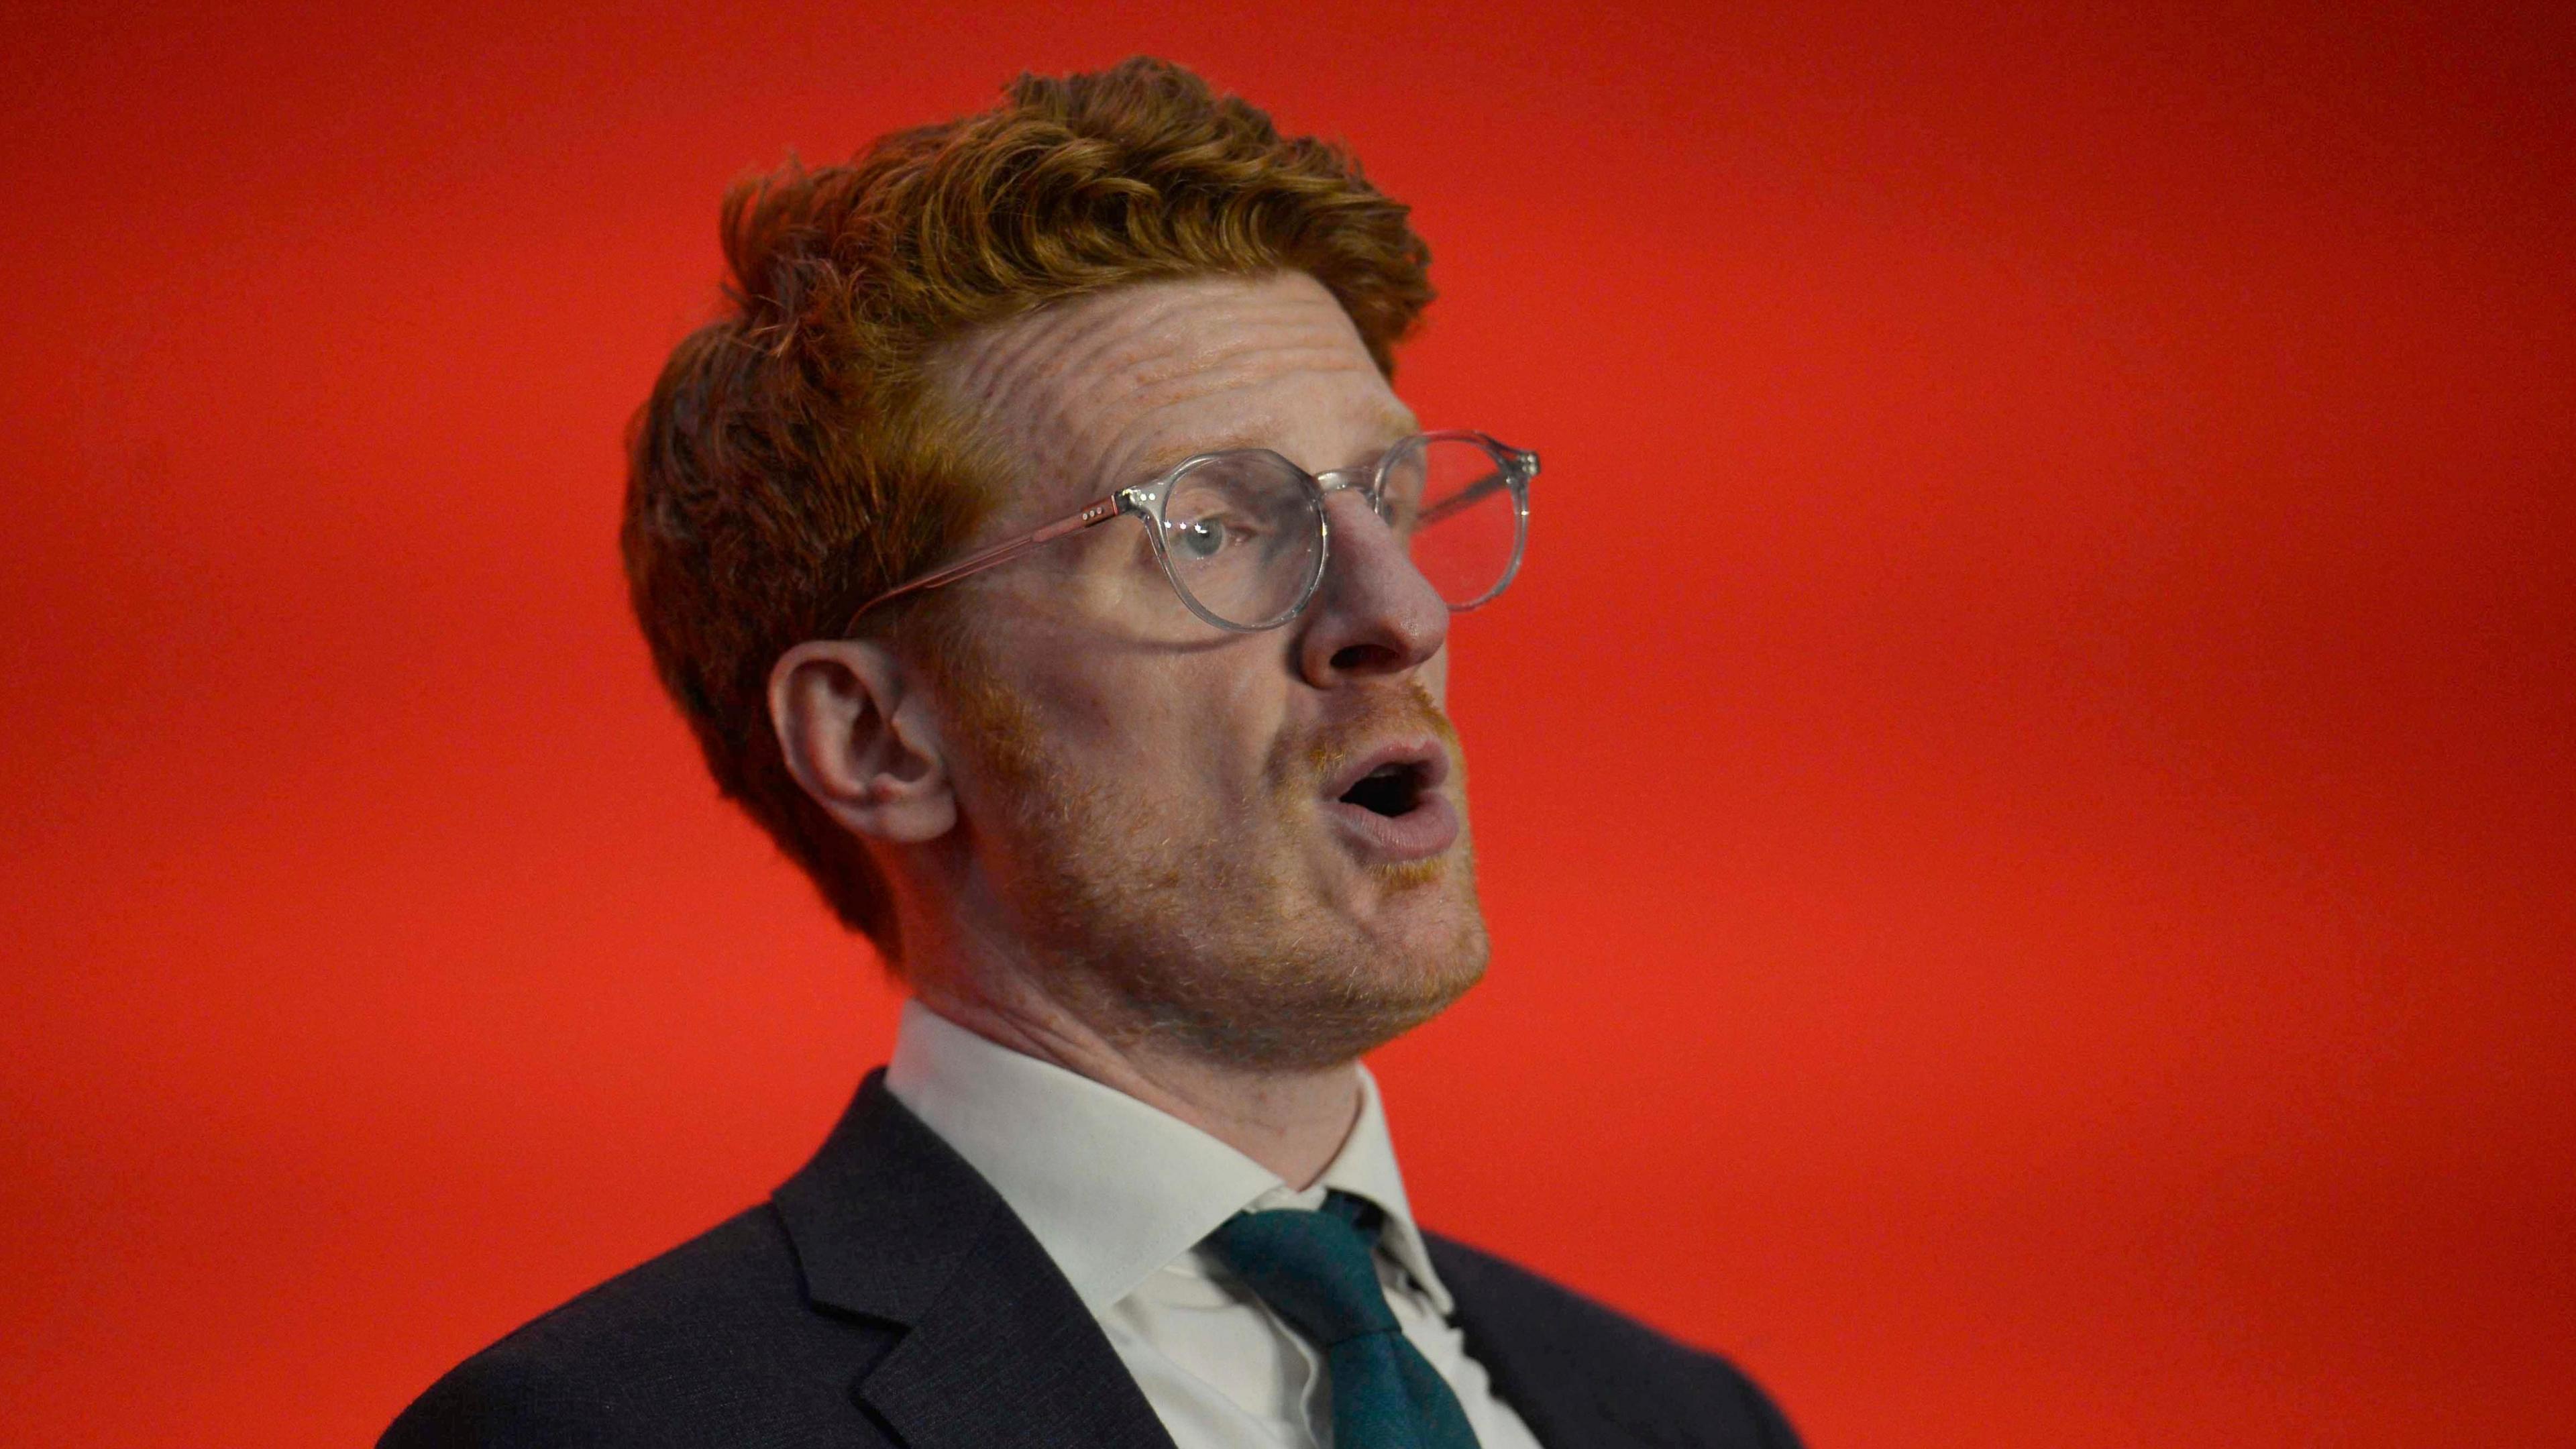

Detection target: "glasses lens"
[1161, 451, 1325, 628]
[1385, 435, 1524, 609]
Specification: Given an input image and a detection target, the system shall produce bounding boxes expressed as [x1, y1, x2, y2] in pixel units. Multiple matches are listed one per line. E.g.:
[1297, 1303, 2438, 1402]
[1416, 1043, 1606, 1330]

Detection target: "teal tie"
[1205, 1191, 1483, 1449]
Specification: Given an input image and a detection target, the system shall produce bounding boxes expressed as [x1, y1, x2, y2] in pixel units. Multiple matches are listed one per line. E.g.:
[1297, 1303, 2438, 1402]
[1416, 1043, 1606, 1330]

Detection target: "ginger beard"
[933, 631, 1491, 1072]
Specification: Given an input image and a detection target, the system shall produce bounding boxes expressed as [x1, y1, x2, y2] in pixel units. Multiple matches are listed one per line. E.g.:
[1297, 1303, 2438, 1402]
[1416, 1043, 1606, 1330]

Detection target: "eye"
[1167, 510, 1250, 561]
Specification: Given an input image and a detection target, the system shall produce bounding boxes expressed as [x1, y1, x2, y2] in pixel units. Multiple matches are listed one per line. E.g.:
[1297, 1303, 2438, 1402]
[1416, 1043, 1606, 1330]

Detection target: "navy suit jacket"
[383, 1070, 1800, 1448]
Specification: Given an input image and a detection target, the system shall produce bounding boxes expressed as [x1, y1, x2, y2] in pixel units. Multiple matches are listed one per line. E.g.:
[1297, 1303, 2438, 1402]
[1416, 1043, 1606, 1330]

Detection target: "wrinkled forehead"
[931, 271, 1416, 519]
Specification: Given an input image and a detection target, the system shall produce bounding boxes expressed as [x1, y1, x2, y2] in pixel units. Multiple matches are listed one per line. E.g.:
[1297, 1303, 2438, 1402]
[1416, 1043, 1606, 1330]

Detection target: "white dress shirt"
[885, 1000, 1546, 1449]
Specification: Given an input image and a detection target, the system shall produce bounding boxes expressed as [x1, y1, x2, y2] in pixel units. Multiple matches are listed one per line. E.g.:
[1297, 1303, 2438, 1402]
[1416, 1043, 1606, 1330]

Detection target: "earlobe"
[767, 640, 959, 843]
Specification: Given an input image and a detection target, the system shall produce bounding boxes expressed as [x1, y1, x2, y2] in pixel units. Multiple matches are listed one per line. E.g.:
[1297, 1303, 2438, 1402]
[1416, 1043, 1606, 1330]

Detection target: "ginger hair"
[621, 57, 1435, 963]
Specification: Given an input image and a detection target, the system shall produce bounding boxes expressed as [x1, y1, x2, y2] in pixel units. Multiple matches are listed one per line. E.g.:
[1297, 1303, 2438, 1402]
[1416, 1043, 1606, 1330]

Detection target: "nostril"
[1329, 642, 1402, 673]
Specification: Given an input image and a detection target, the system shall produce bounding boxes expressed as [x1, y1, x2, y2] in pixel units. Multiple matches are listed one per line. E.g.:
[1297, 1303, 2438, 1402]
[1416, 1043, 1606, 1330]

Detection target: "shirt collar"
[883, 999, 1454, 1316]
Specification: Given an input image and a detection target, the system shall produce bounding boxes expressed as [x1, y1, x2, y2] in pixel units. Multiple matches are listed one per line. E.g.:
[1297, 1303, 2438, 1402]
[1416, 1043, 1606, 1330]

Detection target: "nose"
[1295, 489, 1450, 686]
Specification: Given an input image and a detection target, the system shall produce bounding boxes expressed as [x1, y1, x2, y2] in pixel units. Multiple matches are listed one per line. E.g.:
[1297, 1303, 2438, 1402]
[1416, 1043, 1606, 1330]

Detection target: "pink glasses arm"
[843, 493, 1126, 634]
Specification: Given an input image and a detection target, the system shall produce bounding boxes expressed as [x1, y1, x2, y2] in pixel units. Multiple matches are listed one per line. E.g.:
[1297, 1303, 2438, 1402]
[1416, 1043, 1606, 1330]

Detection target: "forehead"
[932, 272, 1415, 513]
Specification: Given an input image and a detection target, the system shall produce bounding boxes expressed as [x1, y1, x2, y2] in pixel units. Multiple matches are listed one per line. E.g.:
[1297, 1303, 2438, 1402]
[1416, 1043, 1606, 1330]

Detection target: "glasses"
[847, 429, 1538, 634]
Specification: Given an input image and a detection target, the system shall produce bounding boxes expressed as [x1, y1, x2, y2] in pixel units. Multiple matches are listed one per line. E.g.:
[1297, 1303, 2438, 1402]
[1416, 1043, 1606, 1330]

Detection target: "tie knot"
[1205, 1191, 1399, 1348]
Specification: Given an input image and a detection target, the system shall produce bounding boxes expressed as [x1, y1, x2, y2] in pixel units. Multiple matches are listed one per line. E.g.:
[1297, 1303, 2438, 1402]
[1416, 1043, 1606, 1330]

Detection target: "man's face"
[923, 270, 1489, 1069]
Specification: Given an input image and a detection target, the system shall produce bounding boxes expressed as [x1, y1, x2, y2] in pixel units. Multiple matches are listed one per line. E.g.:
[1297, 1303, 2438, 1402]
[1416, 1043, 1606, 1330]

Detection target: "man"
[385, 58, 1799, 1449]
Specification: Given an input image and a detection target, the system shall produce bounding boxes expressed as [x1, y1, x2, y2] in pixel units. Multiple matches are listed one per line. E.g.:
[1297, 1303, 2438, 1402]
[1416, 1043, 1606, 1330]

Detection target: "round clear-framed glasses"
[845, 429, 1540, 633]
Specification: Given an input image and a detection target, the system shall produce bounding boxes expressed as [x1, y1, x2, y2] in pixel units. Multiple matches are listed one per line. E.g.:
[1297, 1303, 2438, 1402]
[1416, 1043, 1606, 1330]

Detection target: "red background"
[4, 2, 2571, 1444]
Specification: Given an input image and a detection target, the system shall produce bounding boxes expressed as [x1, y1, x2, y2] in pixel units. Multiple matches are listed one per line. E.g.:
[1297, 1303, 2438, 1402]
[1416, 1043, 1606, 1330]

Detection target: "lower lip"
[1323, 792, 1460, 862]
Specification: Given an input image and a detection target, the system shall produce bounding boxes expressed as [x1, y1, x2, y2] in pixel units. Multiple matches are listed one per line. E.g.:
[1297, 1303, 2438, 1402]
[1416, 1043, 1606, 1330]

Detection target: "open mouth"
[1338, 759, 1430, 818]
[1322, 742, 1458, 861]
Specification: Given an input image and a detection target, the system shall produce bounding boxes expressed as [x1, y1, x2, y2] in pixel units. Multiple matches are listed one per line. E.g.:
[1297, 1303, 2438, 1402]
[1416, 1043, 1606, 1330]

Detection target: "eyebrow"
[1127, 404, 1421, 482]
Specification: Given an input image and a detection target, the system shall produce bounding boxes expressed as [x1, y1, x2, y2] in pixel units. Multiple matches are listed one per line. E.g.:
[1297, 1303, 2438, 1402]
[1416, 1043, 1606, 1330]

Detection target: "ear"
[767, 639, 957, 844]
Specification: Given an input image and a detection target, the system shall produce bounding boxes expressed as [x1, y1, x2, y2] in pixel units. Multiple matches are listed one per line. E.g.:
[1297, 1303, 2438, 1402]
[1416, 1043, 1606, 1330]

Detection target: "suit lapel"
[1428, 1236, 1656, 1449]
[773, 1071, 1177, 1449]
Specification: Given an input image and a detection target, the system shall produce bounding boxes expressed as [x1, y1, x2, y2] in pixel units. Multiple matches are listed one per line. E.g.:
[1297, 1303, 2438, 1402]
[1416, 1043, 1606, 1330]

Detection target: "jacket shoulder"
[379, 1205, 892, 1448]
[1426, 1232, 1801, 1449]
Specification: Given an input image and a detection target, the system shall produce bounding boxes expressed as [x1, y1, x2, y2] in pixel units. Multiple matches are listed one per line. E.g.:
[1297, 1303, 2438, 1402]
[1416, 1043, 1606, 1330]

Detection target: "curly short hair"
[621, 57, 1435, 963]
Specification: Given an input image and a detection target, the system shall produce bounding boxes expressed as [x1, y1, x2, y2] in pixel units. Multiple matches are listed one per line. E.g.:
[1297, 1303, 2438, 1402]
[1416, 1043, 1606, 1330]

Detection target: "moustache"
[1298, 680, 1459, 788]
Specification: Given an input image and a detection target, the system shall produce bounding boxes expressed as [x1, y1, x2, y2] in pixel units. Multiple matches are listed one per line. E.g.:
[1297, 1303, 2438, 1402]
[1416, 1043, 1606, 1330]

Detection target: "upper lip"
[1322, 739, 1450, 802]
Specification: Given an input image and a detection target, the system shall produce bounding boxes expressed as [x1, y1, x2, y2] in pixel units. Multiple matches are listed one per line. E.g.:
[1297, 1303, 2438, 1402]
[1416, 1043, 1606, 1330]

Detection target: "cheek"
[1004, 633, 1286, 784]
[970, 570, 1302, 798]
[1126, 657, 1306, 824]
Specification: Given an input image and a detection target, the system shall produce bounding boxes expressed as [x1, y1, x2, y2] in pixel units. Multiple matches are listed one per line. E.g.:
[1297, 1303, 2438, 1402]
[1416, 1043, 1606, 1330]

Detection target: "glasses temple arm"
[1414, 455, 1534, 529]
[843, 492, 1124, 634]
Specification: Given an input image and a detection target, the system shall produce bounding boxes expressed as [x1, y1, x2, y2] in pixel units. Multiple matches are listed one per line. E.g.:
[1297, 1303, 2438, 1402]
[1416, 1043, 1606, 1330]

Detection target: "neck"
[910, 974, 1364, 1189]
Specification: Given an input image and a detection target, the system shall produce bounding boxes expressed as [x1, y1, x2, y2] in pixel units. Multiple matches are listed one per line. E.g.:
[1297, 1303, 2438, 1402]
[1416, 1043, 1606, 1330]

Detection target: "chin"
[1087, 871, 1493, 1074]
[991, 763, 1494, 1070]
[1277, 876, 1495, 1067]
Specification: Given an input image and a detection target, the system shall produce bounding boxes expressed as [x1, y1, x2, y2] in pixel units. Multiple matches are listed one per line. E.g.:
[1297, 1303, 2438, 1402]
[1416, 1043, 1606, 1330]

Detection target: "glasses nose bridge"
[1297, 457, 1448, 667]
[1311, 464, 1408, 569]
[1311, 462, 1378, 502]
[1305, 458, 1439, 603]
